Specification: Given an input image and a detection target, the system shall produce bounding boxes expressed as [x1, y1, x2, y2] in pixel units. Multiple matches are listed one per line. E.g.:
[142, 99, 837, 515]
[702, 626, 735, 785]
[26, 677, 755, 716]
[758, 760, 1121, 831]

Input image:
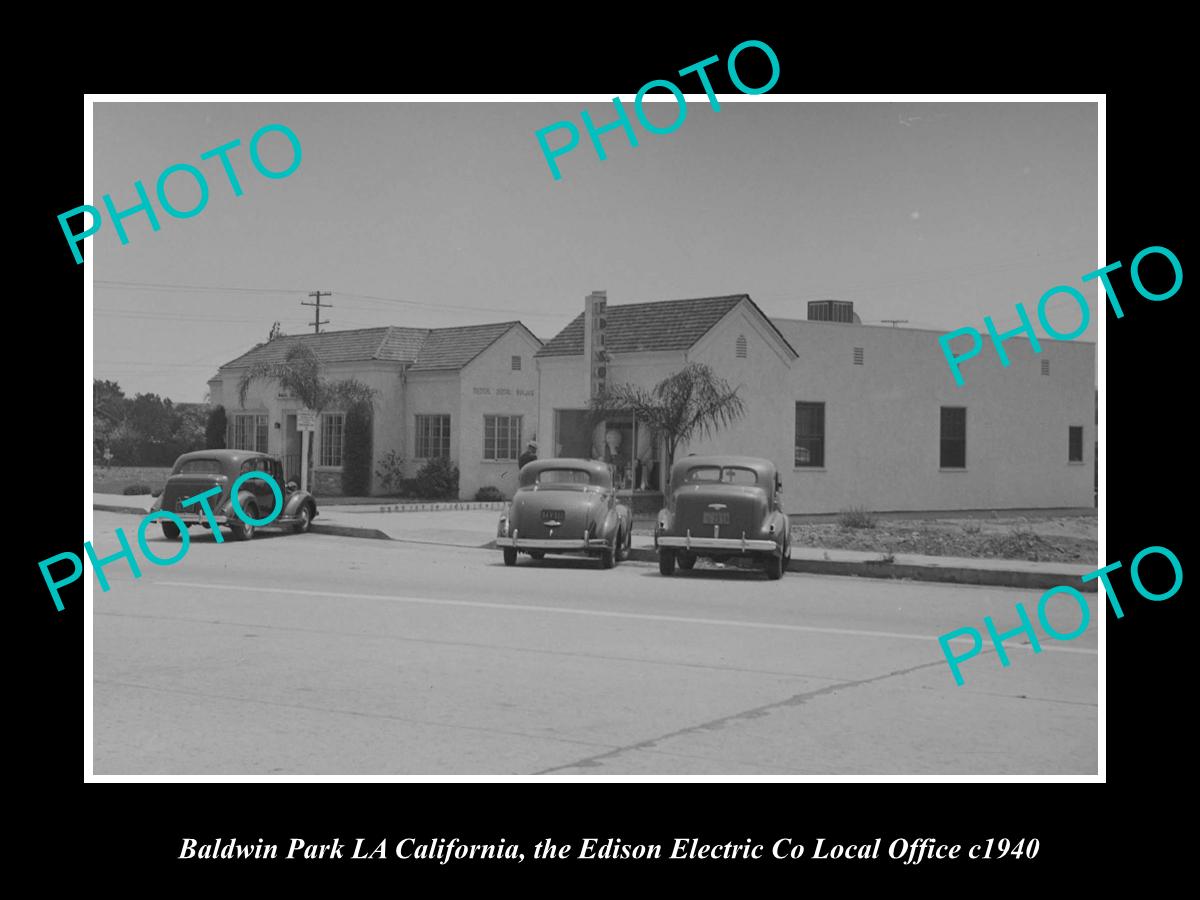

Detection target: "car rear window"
[176, 459, 223, 475]
[537, 469, 594, 485]
[683, 466, 758, 485]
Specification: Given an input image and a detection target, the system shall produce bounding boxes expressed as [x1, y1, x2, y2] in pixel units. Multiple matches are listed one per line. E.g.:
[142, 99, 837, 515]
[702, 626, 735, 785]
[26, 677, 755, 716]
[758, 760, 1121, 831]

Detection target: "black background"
[18, 23, 1189, 887]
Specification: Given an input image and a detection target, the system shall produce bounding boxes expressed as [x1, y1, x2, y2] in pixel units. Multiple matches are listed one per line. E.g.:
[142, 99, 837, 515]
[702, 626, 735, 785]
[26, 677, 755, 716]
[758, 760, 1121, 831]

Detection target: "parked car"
[496, 458, 632, 568]
[149, 449, 318, 541]
[655, 455, 791, 579]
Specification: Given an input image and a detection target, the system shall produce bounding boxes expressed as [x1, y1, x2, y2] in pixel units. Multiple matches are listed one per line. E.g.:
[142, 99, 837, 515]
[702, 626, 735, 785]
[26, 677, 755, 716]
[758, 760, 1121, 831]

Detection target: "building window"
[320, 413, 345, 467]
[736, 335, 747, 358]
[853, 347, 864, 365]
[415, 414, 451, 458]
[484, 415, 523, 461]
[231, 414, 268, 452]
[1069, 425, 1083, 462]
[1042, 359, 1050, 376]
[940, 407, 967, 469]
[794, 402, 825, 467]
[512, 355, 522, 371]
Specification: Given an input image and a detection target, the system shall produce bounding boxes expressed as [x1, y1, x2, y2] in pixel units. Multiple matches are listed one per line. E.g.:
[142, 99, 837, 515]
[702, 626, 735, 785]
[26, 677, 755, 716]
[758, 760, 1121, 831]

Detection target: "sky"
[92, 100, 1098, 401]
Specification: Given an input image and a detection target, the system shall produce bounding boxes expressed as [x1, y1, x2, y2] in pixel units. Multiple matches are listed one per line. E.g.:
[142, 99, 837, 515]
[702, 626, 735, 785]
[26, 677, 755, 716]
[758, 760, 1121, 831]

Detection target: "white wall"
[536, 312, 1096, 514]
[773, 319, 1096, 513]
[456, 328, 542, 499]
[405, 370, 461, 479]
[686, 302, 796, 463]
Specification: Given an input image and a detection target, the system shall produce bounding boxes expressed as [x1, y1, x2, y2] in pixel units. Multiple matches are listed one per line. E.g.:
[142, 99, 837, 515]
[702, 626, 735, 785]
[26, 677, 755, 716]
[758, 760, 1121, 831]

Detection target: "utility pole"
[302, 291, 332, 333]
[881, 319, 909, 328]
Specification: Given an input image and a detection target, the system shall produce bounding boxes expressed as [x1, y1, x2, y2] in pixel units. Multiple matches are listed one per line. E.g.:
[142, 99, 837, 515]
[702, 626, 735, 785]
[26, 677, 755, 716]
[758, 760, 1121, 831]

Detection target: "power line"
[92, 278, 565, 319]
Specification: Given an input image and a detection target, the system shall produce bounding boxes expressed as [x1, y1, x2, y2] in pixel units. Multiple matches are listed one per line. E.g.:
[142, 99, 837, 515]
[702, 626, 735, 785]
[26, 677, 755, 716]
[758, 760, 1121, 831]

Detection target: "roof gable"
[535, 294, 796, 359]
[411, 321, 536, 372]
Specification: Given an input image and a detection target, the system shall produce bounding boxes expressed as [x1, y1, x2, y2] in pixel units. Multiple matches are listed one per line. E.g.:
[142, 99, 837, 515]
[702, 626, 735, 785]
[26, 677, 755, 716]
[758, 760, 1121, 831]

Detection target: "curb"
[310, 523, 392, 541]
[626, 547, 1094, 592]
[95, 505, 394, 542]
[370, 501, 508, 514]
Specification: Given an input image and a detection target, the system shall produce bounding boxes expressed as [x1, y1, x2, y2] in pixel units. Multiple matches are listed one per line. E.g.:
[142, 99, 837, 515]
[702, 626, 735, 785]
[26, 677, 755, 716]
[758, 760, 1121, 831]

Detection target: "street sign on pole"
[297, 409, 316, 493]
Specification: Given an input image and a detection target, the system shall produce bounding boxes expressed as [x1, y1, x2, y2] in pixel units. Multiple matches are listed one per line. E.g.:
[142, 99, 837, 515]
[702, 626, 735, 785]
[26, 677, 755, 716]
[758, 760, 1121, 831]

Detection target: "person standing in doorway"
[519, 439, 538, 469]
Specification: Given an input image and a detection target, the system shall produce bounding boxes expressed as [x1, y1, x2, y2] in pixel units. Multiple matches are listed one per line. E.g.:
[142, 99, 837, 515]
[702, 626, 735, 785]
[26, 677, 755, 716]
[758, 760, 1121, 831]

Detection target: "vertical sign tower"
[583, 290, 608, 399]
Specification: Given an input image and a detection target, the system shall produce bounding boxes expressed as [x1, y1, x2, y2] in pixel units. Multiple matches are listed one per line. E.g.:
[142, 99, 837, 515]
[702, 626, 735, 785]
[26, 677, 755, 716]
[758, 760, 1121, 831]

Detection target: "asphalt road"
[91, 511, 1098, 775]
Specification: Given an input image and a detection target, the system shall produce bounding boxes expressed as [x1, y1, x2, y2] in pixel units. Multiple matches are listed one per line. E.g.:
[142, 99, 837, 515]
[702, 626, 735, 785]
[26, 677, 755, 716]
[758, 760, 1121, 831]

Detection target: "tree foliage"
[92, 379, 209, 465]
[236, 342, 375, 412]
[589, 362, 746, 473]
[205, 405, 227, 449]
[341, 400, 374, 495]
[413, 457, 459, 499]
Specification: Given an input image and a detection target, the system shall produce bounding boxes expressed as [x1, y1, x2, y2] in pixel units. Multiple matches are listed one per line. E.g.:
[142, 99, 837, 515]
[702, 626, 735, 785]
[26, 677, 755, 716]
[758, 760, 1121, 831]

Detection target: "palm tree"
[236, 342, 376, 488]
[591, 362, 746, 478]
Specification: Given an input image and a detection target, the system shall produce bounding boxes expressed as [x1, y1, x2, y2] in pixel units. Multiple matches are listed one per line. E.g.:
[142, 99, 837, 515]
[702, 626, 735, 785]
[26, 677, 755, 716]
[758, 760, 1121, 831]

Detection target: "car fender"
[600, 507, 621, 541]
[763, 509, 789, 547]
[616, 503, 631, 534]
[655, 506, 673, 536]
[283, 490, 316, 520]
[223, 489, 260, 521]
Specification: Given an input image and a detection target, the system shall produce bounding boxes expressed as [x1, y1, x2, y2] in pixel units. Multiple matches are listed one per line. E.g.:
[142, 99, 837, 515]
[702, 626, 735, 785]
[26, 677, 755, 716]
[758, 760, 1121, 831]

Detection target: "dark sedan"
[149, 449, 318, 541]
[655, 455, 791, 579]
[496, 458, 632, 568]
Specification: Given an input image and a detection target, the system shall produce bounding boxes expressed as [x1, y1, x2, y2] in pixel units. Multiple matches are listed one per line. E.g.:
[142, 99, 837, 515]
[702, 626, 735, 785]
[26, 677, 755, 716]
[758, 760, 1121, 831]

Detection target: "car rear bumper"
[497, 537, 611, 551]
[657, 536, 778, 552]
[165, 511, 230, 526]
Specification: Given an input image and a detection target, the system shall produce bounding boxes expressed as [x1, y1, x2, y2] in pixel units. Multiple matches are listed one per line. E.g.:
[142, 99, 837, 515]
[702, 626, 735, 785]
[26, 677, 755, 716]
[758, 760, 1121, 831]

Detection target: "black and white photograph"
[81, 95, 1103, 778]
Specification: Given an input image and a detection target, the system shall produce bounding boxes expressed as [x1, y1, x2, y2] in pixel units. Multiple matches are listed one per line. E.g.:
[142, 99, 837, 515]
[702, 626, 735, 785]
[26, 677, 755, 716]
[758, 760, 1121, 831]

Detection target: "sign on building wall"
[584, 290, 608, 398]
[296, 409, 317, 431]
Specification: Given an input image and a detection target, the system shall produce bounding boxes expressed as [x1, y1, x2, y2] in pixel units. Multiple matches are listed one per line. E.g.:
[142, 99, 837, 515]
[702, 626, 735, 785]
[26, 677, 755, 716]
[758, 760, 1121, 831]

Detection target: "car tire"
[293, 504, 312, 535]
[503, 547, 518, 566]
[658, 550, 676, 576]
[617, 527, 632, 562]
[600, 539, 616, 569]
[529, 551, 545, 561]
[764, 548, 784, 580]
[232, 507, 257, 542]
[678, 553, 695, 571]
[161, 521, 184, 541]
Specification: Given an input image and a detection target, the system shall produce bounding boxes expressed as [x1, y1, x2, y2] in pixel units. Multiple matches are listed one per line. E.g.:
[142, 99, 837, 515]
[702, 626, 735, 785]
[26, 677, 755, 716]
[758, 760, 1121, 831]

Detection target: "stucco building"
[208, 290, 1095, 512]
[536, 291, 1096, 514]
[208, 321, 543, 498]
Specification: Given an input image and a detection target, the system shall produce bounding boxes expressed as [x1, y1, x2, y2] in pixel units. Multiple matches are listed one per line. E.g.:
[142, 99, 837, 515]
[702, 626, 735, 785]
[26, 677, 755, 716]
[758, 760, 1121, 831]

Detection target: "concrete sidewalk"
[93, 495, 1096, 591]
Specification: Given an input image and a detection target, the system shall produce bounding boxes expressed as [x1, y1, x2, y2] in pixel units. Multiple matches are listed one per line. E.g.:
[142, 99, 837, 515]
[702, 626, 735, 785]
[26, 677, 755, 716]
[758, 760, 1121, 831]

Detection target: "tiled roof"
[219, 322, 536, 372]
[410, 321, 524, 372]
[219, 326, 426, 369]
[536, 294, 796, 358]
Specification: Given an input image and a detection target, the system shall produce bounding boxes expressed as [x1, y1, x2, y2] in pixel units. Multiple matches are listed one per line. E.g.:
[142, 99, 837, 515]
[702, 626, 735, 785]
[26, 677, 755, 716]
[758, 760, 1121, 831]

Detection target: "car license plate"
[703, 510, 730, 525]
[542, 510, 565, 523]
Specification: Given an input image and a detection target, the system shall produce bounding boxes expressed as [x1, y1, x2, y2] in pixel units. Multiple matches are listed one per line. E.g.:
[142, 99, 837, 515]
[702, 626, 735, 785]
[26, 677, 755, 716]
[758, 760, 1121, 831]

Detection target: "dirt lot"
[93, 466, 174, 495]
[790, 514, 1097, 563]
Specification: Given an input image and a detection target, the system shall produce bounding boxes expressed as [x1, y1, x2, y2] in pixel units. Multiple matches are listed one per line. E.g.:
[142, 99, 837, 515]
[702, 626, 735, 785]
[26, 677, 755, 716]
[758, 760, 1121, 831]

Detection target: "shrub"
[375, 449, 407, 495]
[475, 486, 505, 502]
[123, 483, 152, 495]
[205, 406, 227, 449]
[413, 457, 459, 499]
[341, 401, 373, 495]
[837, 506, 876, 529]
